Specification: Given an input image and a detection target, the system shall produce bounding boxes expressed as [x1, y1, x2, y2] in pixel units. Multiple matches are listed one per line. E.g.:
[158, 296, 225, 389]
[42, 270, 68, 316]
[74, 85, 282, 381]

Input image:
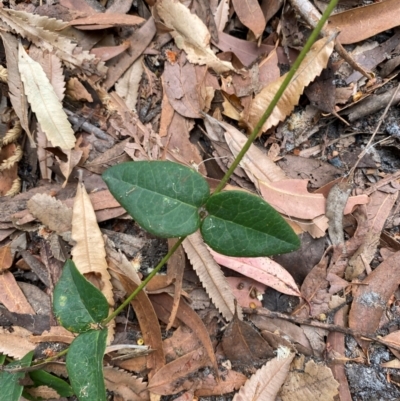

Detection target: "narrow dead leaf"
[329, 0, 400, 44]
[349, 251, 400, 351]
[18, 44, 75, 149]
[233, 351, 295, 401]
[58, 148, 83, 186]
[0, 271, 35, 314]
[115, 272, 165, 378]
[67, 13, 145, 29]
[183, 231, 239, 321]
[209, 248, 301, 297]
[246, 35, 335, 133]
[0, 245, 13, 272]
[115, 56, 143, 112]
[71, 182, 114, 341]
[156, 0, 234, 74]
[231, 0, 266, 39]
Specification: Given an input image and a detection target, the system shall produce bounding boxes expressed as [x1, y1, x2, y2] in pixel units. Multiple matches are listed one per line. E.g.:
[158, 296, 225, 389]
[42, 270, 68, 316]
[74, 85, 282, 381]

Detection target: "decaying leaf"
[349, 251, 400, 351]
[156, 0, 234, 74]
[245, 35, 335, 133]
[18, 44, 76, 150]
[209, 248, 301, 297]
[279, 358, 339, 401]
[27, 193, 72, 235]
[183, 231, 239, 321]
[231, 0, 266, 39]
[0, 326, 36, 358]
[233, 350, 295, 401]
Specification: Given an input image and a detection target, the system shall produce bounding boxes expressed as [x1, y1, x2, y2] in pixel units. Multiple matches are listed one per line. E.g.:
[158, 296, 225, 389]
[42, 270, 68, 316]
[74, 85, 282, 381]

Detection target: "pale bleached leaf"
[183, 231, 241, 321]
[0, 8, 106, 76]
[71, 182, 114, 343]
[214, 0, 230, 32]
[0, 327, 36, 359]
[115, 56, 143, 111]
[246, 35, 335, 133]
[29, 45, 65, 102]
[233, 351, 295, 401]
[0, 32, 34, 146]
[156, 0, 234, 74]
[209, 248, 301, 297]
[18, 44, 76, 149]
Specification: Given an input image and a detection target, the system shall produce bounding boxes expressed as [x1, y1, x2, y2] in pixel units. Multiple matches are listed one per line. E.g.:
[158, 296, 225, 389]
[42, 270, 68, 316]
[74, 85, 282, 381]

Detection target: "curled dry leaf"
[245, 35, 335, 133]
[183, 231, 240, 321]
[233, 350, 295, 401]
[209, 248, 301, 297]
[18, 44, 76, 150]
[0, 326, 36, 358]
[156, 0, 234, 74]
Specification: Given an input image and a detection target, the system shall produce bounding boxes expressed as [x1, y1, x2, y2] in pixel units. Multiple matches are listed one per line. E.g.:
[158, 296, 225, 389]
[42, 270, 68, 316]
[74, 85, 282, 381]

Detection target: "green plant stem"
[213, 0, 339, 195]
[102, 237, 185, 325]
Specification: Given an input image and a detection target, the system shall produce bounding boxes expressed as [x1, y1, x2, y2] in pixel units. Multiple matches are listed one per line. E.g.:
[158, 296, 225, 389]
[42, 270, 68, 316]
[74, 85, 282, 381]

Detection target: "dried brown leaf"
[195, 369, 247, 397]
[148, 348, 210, 395]
[0, 326, 36, 358]
[349, 251, 400, 351]
[115, 56, 143, 111]
[115, 272, 165, 378]
[246, 35, 335, 133]
[58, 149, 83, 186]
[280, 359, 339, 401]
[233, 351, 295, 401]
[103, 366, 148, 400]
[0, 271, 35, 314]
[0, 32, 34, 146]
[150, 293, 218, 375]
[329, 0, 400, 44]
[27, 193, 72, 235]
[183, 231, 239, 321]
[232, 0, 266, 39]
[156, 0, 234, 74]
[67, 13, 145, 29]
[0, 245, 13, 272]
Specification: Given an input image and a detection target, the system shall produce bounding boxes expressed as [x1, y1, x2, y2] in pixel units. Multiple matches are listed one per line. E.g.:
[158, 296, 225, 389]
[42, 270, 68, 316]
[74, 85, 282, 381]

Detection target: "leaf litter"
[1, 0, 400, 400]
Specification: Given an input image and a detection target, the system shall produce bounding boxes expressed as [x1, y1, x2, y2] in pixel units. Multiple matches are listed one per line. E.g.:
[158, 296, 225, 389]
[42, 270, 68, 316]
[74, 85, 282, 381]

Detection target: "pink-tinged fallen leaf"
[209, 248, 301, 297]
[226, 276, 266, 308]
[90, 41, 131, 62]
[233, 350, 295, 401]
[259, 179, 369, 220]
[380, 330, 400, 360]
[0, 245, 13, 272]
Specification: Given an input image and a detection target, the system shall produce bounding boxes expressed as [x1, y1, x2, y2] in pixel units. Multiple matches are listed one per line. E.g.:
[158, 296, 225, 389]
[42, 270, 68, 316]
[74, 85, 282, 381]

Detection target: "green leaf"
[201, 191, 300, 257]
[29, 370, 73, 397]
[67, 329, 107, 401]
[0, 351, 33, 401]
[102, 161, 210, 237]
[53, 260, 109, 333]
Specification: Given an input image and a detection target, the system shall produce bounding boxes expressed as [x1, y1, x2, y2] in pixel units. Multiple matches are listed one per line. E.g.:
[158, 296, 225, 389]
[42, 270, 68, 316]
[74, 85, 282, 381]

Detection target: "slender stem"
[213, 0, 339, 195]
[102, 237, 185, 325]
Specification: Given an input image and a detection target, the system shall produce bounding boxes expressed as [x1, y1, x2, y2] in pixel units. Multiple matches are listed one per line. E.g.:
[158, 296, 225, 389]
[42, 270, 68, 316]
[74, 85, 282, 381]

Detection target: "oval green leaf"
[201, 191, 300, 257]
[53, 260, 109, 333]
[102, 161, 210, 237]
[0, 351, 33, 401]
[29, 370, 73, 397]
[66, 329, 107, 401]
